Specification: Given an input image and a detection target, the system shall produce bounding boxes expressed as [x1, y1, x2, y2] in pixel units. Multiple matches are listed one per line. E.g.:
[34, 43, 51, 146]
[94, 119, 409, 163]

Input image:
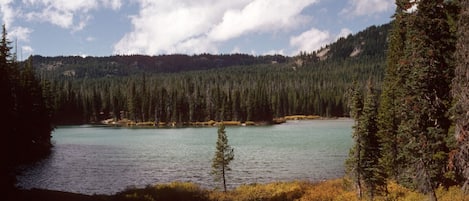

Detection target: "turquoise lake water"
[16, 119, 353, 195]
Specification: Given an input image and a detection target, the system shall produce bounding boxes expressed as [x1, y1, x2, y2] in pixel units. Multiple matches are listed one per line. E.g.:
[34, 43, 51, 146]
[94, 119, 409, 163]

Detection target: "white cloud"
[290, 28, 331, 54]
[114, 0, 318, 55]
[0, 0, 15, 28]
[114, 0, 238, 55]
[173, 37, 218, 54]
[24, 0, 97, 30]
[22, 45, 33, 53]
[342, 0, 393, 16]
[208, 0, 318, 41]
[22, 0, 121, 31]
[101, 0, 122, 10]
[86, 36, 96, 42]
[10, 26, 33, 42]
[337, 28, 352, 39]
[262, 49, 285, 56]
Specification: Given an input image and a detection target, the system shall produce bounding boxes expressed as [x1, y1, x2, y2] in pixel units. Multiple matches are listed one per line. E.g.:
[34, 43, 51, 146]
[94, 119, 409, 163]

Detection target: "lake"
[16, 119, 353, 195]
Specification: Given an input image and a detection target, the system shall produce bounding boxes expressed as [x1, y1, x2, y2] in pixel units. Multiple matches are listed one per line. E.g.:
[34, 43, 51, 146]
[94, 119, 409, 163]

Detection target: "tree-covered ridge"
[37, 23, 389, 125]
[48, 55, 386, 125]
[30, 23, 391, 79]
[31, 54, 288, 78]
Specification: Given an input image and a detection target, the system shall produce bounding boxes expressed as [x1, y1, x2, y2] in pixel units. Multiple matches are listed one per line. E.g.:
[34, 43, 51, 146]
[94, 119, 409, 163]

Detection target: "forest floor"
[7, 178, 468, 201]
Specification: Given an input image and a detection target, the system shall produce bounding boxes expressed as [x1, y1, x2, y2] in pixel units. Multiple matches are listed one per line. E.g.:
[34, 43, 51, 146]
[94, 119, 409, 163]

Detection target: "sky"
[0, 0, 395, 58]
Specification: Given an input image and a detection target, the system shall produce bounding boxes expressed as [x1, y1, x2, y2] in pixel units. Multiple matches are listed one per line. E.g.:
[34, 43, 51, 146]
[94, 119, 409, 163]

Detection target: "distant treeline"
[33, 23, 390, 125]
[47, 56, 383, 125]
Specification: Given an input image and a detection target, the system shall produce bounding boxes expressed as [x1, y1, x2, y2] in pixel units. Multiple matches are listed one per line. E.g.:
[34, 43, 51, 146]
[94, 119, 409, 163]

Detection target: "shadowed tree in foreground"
[0, 25, 53, 196]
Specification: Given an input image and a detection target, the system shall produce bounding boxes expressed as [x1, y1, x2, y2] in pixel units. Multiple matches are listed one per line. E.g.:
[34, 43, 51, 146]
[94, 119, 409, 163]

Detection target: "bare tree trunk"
[222, 162, 227, 192]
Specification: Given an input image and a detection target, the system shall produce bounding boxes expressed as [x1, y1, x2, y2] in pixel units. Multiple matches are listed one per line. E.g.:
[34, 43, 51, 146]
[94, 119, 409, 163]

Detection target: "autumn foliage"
[109, 179, 469, 201]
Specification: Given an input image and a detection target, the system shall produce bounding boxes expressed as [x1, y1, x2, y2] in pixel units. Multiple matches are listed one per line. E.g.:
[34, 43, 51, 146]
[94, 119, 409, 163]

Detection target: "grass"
[9, 179, 469, 201]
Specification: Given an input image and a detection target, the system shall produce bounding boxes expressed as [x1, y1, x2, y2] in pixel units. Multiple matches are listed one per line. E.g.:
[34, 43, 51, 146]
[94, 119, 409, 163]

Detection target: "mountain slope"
[31, 23, 390, 79]
[34, 23, 391, 124]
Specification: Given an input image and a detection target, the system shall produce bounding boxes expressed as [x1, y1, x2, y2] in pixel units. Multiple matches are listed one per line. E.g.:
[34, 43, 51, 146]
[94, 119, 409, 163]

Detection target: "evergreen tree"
[16, 57, 53, 159]
[452, 0, 469, 193]
[377, 0, 409, 181]
[345, 81, 364, 199]
[211, 123, 234, 192]
[359, 80, 386, 200]
[0, 24, 16, 191]
[347, 80, 386, 200]
[127, 81, 138, 121]
[0, 25, 53, 192]
[397, 0, 456, 200]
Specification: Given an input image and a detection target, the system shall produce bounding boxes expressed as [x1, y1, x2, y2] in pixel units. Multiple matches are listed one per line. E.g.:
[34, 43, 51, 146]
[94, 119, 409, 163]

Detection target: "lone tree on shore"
[211, 123, 234, 192]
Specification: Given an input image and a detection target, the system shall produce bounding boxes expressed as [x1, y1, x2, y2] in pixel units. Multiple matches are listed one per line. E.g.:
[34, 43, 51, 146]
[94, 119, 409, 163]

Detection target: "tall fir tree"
[347, 80, 386, 200]
[452, 0, 469, 194]
[377, 0, 410, 181]
[345, 81, 364, 199]
[359, 80, 386, 200]
[0, 24, 16, 191]
[397, 0, 456, 200]
[211, 123, 234, 192]
[0, 25, 53, 192]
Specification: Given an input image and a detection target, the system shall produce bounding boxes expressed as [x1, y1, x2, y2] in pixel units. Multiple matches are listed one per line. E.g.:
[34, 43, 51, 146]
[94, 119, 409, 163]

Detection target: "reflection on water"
[16, 119, 353, 195]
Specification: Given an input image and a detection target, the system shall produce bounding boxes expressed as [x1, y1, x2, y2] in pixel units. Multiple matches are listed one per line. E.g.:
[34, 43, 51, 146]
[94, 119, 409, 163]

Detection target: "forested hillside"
[31, 54, 288, 78]
[32, 23, 390, 125]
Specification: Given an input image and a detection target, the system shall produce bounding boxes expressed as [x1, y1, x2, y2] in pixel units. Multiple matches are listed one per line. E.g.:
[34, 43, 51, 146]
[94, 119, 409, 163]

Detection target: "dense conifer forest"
[31, 23, 390, 125]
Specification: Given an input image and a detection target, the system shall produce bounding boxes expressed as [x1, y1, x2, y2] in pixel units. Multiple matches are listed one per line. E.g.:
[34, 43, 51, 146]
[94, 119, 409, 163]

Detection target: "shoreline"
[98, 115, 327, 128]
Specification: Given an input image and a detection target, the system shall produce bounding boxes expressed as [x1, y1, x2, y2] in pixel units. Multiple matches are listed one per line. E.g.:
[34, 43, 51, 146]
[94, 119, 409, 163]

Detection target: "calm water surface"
[17, 119, 353, 195]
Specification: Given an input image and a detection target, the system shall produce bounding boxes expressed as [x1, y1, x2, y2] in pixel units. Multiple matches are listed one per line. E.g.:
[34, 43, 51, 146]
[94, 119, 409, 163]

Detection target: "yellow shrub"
[299, 179, 357, 201]
[115, 180, 469, 201]
[436, 186, 469, 201]
[209, 181, 306, 201]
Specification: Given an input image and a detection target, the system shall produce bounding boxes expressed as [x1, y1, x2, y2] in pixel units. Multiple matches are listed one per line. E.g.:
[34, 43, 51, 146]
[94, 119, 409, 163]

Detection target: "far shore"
[99, 115, 328, 128]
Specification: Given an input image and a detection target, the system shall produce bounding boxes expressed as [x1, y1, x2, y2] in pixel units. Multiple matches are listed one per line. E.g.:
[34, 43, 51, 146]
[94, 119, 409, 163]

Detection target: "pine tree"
[211, 123, 234, 192]
[452, 0, 469, 194]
